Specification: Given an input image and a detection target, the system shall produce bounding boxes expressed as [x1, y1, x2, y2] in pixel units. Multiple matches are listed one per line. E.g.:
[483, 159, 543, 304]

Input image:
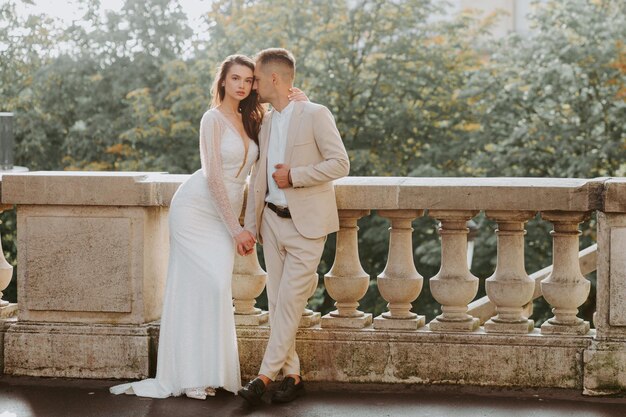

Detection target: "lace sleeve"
[199, 110, 244, 238]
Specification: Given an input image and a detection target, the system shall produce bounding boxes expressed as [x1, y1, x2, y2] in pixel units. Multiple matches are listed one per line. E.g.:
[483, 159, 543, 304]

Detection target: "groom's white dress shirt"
[265, 101, 294, 208]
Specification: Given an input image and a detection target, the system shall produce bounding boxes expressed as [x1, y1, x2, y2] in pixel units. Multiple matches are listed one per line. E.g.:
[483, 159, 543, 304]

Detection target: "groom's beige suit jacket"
[244, 101, 350, 242]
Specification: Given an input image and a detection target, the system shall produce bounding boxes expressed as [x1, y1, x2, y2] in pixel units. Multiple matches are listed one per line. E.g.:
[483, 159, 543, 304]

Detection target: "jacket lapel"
[284, 101, 304, 164]
[255, 111, 273, 192]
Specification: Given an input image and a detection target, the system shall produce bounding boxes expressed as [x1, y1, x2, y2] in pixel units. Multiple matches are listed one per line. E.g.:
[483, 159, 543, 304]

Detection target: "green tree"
[459, 0, 625, 323]
[201, 0, 492, 317]
[203, 0, 489, 177]
[8, 0, 194, 171]
[3, 0, 619, 322]
[463, 0, 626, 178]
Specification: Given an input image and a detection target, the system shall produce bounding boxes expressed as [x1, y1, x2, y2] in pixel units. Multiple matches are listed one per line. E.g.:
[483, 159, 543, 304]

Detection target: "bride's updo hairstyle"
[210, 55, 264, 145]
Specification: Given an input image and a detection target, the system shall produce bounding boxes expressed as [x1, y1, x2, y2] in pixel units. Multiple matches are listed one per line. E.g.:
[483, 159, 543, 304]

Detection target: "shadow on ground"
[1, 376, 625, 417]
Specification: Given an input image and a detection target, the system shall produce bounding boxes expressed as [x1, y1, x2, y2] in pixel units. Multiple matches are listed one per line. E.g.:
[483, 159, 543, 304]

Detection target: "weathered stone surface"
[320, 310, 372, 329]
[237, 327, 592, 388]
[0, 303, 17, 318]
[373, 314, 425, 330]
[584, 341, 626, 395]
[17, 205, 168, 324]
[0, 317, 17, 373]
[1, 171, 186, 206]
[539, 212, 591, 335]
[484, 319, 534, 334]
[429, 317, 480, 332]
[609, 227, 626, 326]
[232, 249, 267, 317]
[595, 212, 626, 339]
[323, 210, 371, 325]
[1, 172, 622, 394]
[3, 321, 158, 378]
[334, 177, 406, 210]
[603, 178, 626, 213]
[300, 311, 321, 328]
[541, 320, 590, 335]
[235, 312, 269, 326]
[321, 313, 373, 329]
[334, 177, 603, 212]
[468, 245, 597, 325]
[24, 216, 132, 312]
[1, 173, 606, 211]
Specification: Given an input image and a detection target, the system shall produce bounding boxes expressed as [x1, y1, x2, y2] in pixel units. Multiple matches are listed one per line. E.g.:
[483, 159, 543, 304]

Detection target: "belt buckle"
[277, 205, 289, 218]
[270, 203, 290, 218]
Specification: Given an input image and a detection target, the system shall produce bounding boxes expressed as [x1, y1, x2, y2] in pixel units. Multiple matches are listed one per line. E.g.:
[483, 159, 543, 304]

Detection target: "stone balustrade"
[1, 172, 626, 396]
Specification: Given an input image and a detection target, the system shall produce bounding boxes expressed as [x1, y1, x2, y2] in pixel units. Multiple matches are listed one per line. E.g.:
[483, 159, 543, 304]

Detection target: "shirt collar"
[273, 101, 295, 121]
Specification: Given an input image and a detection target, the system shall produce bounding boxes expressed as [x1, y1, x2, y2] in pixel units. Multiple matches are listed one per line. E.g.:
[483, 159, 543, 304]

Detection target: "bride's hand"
[288, 87, 309, 102]
[235, 230, 256, 256]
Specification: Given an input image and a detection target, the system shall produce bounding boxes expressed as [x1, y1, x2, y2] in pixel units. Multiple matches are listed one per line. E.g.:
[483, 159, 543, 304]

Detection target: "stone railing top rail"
[334, 176, 605, 212]
[1, 171, 184, 207]
[1, 171, 625, 212]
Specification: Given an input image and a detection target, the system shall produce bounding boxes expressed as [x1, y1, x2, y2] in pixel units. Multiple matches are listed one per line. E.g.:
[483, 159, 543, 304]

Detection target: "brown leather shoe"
[271, 376, 305, 404]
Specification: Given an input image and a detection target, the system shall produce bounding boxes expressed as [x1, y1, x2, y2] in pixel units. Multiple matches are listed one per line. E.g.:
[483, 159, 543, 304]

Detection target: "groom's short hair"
[255, 48, 296, 81]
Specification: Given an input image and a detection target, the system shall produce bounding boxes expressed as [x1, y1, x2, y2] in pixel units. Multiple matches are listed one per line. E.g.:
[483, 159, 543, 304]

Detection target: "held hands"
[288, 87, 309, 102]
[272, 164, 292, 189]
[235, 230, 256, 256]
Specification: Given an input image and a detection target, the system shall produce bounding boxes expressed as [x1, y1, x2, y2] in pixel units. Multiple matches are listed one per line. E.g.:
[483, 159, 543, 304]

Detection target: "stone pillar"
[484, 211, 535, 333]
[232, 248, 268, 326]
[0, 204, 16, 374]
[374, 210, 425, 330]
[428, 210, 480, 332]
[321, 210, 372, 329]
[584, 207, 626, 395]
[1, 172, 179, 378]
[540, 211, 590, 335]
[0, 205, 16, 318]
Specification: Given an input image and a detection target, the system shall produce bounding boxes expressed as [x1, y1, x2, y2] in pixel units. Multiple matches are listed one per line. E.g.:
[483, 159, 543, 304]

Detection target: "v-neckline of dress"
[214, 108, 253, 179]
[214, 108, 250, 143]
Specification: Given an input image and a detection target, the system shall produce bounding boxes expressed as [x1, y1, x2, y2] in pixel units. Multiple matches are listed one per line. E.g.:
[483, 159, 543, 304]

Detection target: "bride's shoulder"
[202, 108, 219, 119]
[201, 108, 224, 126]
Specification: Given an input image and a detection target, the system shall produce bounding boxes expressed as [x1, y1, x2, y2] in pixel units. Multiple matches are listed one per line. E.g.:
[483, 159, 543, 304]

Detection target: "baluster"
[232, 248, 269, 326]
[484, 211, 535, 333]
[374, 209, 425, 330]
[429, 210, 480, 332]
[232, 192, 268, 326]
[540, 211, 591, 335]
[321, 209, 372, 329]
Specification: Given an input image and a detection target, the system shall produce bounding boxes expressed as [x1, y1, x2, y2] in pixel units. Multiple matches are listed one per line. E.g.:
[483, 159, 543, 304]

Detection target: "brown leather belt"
[267, 202, 291, 219]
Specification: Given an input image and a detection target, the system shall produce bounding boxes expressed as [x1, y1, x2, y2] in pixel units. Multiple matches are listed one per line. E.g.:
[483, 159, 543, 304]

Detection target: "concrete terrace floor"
[1, 376, 626, 417]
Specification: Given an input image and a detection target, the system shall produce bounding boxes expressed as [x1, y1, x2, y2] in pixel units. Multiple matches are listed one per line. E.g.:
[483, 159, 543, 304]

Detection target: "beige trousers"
[258, 208, 325, 380]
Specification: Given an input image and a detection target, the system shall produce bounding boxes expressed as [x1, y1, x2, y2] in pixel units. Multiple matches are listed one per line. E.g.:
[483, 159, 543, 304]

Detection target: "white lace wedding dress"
[110, 108, 258, 398]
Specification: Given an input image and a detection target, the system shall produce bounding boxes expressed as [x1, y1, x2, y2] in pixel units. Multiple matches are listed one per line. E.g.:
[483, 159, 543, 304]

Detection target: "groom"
[238, 48, 349, 405]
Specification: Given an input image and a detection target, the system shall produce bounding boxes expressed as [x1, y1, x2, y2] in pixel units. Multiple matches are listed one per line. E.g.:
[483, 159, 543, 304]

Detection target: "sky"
[15, 0, 213, 28]
[14, 0, 538, 39]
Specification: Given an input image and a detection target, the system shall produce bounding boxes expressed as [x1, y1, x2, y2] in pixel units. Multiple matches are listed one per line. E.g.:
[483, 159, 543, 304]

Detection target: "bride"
[110, 54, 305, 400]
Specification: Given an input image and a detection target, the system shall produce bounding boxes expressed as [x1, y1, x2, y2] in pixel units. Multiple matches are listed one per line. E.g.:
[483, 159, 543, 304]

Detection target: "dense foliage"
[1, 0, 624, 323]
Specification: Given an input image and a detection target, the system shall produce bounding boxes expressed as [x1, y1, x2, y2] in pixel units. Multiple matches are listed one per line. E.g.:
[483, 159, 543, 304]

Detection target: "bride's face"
[223, 64, 254, 103]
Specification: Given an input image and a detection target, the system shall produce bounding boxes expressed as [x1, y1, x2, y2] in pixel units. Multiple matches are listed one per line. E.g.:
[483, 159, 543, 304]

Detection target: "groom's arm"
[289, 106, 350, 187]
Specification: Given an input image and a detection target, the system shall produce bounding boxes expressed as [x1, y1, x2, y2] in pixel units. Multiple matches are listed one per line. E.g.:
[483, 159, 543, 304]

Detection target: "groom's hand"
[273, 164, 291, 189]
[235, 230, 256, 256]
